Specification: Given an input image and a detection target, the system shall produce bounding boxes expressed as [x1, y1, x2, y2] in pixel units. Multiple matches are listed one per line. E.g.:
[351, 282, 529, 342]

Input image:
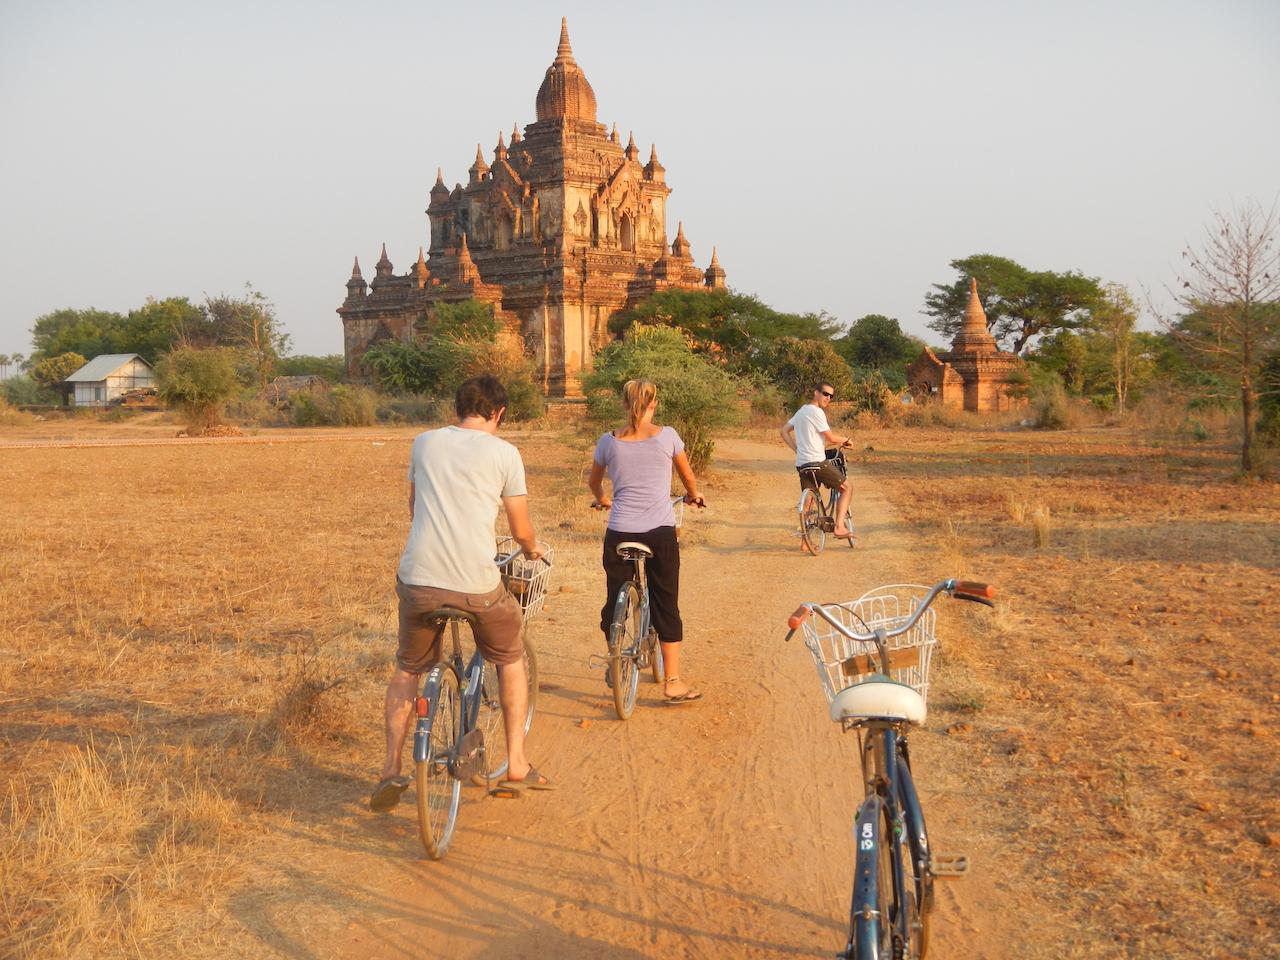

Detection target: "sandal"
[663, 676, 703, 703]
[494, 765, 557, 796]
[369, 774, 411, 812]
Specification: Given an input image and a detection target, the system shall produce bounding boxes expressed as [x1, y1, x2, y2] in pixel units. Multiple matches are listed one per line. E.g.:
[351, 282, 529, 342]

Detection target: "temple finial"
[350, 257, 363, 279]
[435, 167, 444, 186]
[557, 17, 573, 60]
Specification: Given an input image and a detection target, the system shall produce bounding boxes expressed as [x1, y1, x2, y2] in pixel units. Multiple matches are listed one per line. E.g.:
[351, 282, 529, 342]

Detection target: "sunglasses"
[819, 390, 834, 398]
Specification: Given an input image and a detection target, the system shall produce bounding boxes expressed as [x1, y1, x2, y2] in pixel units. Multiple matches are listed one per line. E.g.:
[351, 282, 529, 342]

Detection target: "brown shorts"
[395, 579, 524, 673]
[798, 461, 845, 491]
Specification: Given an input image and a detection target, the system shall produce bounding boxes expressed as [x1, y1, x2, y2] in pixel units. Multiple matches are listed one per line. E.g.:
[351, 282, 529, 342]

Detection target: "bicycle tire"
[415, 665, 462, 860]
[648, 629, 664, 683]
[799, 487, 825, 555]
[609, 580, 642, 719]
[471, 624, 539, 786]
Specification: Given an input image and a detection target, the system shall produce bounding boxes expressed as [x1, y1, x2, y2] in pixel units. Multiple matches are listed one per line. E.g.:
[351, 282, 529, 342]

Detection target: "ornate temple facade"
[907, 279, 1027, 412]
[338, 19, 724, 396]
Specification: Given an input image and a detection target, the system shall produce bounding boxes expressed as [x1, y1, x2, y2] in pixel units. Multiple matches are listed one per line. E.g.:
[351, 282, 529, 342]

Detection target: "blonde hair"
[621, 379, 658, 431]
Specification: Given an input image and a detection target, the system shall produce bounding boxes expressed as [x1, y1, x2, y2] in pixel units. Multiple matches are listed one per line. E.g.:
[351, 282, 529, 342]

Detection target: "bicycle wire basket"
[797, 584, 938, 707]
[494, 537, 554, 620]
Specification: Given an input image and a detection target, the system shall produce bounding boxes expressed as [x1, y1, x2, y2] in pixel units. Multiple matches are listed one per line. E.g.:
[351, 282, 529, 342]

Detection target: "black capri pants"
[600, 525, 683, 644]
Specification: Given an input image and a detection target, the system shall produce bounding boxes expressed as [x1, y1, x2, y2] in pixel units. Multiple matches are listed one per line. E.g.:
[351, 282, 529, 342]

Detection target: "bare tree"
[1169, 199, 1280, 473]
[1091, 284, 1141, 416]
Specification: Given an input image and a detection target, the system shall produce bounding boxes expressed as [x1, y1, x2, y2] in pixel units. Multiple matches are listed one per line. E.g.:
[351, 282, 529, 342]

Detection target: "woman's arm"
[673, 451, 702, 504]
[587, 460, 611, 508]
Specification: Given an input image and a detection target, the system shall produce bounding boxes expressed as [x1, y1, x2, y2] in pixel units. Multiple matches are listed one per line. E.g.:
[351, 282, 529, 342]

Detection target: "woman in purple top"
[588, 379, 704, 702]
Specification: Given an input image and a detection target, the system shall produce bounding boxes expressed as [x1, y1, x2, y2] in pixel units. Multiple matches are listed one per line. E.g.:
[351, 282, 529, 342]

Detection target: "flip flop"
[663, 678, 704, 704]
[369, 774, 411, 812]
[494, 766, 557, 796]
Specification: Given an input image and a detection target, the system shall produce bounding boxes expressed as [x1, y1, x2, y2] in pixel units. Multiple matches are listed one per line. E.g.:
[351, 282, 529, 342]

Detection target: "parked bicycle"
[797, 445, 855, 555]
[593, 494, 702, 719]
[413, 539, 553, 860]
[785, 578, 995, 959]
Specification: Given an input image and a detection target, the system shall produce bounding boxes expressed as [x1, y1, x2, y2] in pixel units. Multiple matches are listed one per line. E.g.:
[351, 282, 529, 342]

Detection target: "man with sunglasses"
[780, 382, 854, 539]
[372, 375, 553, 812]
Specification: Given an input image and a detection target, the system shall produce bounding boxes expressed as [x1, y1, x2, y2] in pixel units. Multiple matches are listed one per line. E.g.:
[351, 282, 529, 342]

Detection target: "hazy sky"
[1, 0, 1277, 360]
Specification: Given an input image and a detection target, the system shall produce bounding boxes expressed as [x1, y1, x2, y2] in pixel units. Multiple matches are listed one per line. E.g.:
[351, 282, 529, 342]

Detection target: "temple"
[907, 278, 1027, 412]
[338, 19, 724, 396]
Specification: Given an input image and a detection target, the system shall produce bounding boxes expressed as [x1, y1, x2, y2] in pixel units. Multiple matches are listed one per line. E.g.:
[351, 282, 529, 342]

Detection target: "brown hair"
[621, 379, 658, 432]
[455, 375, 508, 420]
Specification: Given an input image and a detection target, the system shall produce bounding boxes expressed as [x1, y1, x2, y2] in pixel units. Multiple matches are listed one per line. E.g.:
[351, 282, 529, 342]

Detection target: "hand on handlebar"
[682, 493, 706, 508]
[590, 499, 611, 511]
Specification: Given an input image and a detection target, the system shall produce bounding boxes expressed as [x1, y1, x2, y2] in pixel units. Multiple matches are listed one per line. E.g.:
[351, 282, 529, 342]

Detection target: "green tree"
[31, 352, 87, 406]
[582, 324, 742, 471]
[765, 337, 855, 406]
[198, 286, 290, 388]
[155, 347, 240, 431]
[611, 289, 839, 375]
[835, 315, 924, 388]
[275, 354, 346, 383]
[1165, 200, 1280, 472]
[1087, 284, 1144, 415]
[113, 297, 204, 363]
[1, 375, 58, 406]
[924, 255, 1104, 355]
[30, 308, 125, 362]
[418, 299, 500, 340]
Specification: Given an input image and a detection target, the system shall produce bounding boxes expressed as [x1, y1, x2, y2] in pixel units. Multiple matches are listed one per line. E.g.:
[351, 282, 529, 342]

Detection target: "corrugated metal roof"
[66, 354, 153, 382]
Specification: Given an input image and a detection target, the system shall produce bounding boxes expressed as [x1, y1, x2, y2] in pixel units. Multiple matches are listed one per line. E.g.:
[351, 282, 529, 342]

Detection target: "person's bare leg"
[382, 668, 420, 780]
[497, 659, 531, 780]
[661, 641, 700, 699]
[834, 481, 854, 537]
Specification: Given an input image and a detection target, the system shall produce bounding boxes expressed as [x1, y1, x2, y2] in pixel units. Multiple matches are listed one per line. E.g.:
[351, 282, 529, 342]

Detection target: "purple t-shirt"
[593, 426, 685, 533]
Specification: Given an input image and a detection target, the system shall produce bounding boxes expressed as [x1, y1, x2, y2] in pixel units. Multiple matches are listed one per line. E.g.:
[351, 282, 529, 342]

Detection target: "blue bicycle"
[786, 578, 994, 958]
[413, 542, 552, 860]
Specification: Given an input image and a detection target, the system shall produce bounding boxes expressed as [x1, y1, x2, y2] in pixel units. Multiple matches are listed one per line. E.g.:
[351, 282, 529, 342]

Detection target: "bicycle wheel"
[609, 581, 642, 719]
[799, 487, 825, 555]
[648, 629, 664, 683]
[415, 665, 462, 860]
[472, 625, 539, 785]
[838, 495, 856, 550]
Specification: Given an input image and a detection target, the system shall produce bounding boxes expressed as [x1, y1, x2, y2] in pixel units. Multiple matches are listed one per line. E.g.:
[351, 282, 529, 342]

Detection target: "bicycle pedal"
[819, 517, 836, 532]
[930, 854, 969, 877]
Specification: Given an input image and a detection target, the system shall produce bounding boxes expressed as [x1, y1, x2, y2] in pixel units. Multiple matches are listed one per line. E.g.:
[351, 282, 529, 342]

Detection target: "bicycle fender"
[851, 793, 888, 960]
[412, 666, 447, 764]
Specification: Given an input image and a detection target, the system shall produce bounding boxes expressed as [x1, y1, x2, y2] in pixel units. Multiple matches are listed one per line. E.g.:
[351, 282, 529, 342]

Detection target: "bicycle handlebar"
[783, 578, 996, 642]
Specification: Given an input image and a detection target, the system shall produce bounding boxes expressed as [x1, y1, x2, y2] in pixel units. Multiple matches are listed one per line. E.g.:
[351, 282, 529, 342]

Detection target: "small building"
[66, 354, 156, 407]
[907, 279, 1027, 412]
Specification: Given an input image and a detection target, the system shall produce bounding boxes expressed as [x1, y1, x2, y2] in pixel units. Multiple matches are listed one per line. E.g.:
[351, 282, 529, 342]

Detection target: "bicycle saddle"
[615, 542, 653, 560]
[425, 606, 478, 624]
[829, 677, 926, 724]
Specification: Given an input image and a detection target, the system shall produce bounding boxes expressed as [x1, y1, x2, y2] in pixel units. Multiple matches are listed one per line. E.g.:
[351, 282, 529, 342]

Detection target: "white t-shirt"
[787, 403, 830, 466]
[397, 425, 528, 594]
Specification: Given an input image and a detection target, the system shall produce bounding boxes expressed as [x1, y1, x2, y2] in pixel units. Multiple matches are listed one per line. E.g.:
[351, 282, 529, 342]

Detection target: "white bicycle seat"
[616, 542, 653, 559]
[829, 678, 926, 724]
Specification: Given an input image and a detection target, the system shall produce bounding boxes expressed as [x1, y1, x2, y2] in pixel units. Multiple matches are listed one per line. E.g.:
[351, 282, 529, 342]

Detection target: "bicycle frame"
[611, 552, 654, 662]
[411, 620, 485, 769]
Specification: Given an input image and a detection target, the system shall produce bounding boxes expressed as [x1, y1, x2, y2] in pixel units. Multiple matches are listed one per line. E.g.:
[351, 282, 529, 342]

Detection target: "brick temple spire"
[469, 144, 490, 184]
[536, 17, 597, 122]
[644, 144, 665, 182]
[950, 277, 999, 355]
[375, 243, 393, 279]
[624, 131, 639, 161]
[704, 246, 726, 289]
[510, 123, 521, 145]
[556, 16, 573, 59]
[345, 257, 367, 300]
[671, 221, 691, 259]
[456, 231, 478, 283]
[494, 131, 507, 162]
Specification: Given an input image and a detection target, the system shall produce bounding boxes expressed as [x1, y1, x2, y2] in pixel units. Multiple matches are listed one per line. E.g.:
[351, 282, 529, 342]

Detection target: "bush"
[765, 337, 855, 405]
[0, 397, 32, 426]
[583, 324, 743, 471]
[1, 375, 58, 406]
[291, 385, 377, 427]
[1032, 381, 1071, 429]
[376, 394, 450, 424]
[155, 347, 240, 431]
[275, 354, 345, 383]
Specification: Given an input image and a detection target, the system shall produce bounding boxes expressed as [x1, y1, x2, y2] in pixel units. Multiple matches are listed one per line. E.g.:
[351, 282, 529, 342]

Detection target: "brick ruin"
[338, 19, 724, 397]
[907, 278, 1028, 412]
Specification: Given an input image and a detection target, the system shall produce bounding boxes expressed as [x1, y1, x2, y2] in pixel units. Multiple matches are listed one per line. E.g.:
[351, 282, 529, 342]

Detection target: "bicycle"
[785, 578, 995, 959]
[797, 445, 855, 556]
[412, 540, 553, 860]
[592, 494, 702, 720]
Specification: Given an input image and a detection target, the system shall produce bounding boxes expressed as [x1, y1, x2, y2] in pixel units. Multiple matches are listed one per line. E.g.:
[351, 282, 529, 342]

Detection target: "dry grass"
[860, 425, 1280, 958]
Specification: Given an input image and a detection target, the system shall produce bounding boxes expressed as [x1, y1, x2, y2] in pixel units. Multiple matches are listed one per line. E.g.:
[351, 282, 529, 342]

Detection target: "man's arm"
[820, 428, 851, 447]
[780, 422, 797, 452]
[502, 495, 542, 560]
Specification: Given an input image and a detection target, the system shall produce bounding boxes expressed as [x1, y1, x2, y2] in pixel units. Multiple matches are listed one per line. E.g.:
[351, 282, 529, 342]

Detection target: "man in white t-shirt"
[371, 376, 553, 812]
[780, 381, 854, 539]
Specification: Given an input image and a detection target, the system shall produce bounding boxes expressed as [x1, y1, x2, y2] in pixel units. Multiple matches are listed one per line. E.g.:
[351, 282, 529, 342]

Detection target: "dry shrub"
[0, 398, 32, 426]
[1005, 494, 1027, 524]
[900, 400, 961, 429]
[1, 739, 238, 959]
[852, 409, 881, 432]
[1030, 503, 1052, 548]
[271, 638, 359, 745]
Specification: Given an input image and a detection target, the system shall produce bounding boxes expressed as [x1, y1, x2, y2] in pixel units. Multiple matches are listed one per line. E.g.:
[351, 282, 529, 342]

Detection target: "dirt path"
[232, 438, 1021, 958]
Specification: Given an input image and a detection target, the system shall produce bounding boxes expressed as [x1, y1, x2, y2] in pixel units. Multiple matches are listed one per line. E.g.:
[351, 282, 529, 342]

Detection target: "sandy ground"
[210, 438, 1037, 959]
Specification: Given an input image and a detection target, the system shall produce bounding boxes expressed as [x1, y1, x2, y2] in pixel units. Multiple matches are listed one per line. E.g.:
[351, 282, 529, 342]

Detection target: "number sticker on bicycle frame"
[860, 821, 874, 851]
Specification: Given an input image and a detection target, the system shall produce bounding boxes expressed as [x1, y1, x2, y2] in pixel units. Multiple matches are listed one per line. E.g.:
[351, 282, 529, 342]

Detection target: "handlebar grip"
[954, 581, 996, 599]
[787, 606, 811, 631]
